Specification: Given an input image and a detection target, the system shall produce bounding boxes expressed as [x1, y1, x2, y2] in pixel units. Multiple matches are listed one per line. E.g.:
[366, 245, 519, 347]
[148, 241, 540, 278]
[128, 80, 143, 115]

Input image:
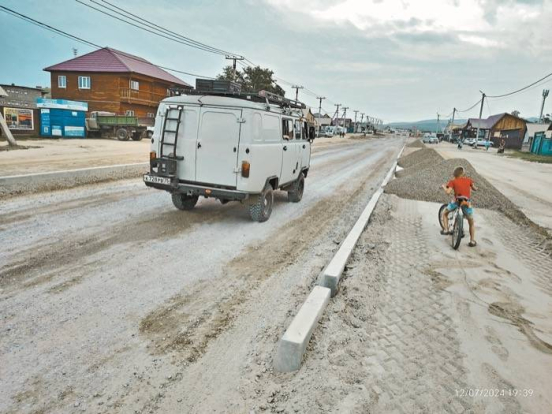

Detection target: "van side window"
[294, 121, 302, 140]
[282, 119, 293, 140]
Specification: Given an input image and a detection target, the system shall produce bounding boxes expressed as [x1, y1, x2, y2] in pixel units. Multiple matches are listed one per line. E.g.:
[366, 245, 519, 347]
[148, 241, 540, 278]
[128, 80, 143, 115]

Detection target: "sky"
[1, 0, 552, 122]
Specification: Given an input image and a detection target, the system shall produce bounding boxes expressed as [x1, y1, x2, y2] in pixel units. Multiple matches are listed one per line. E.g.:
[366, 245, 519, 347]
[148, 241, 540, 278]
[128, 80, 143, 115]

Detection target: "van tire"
[249, 184, 273, 222]
[287, 173, 305, 203]
[172, 194, 198, 211]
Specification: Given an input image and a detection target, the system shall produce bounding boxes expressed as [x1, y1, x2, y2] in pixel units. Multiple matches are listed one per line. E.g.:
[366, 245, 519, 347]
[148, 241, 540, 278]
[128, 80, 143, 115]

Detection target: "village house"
[464, 113, 527, 149]
[44, 47, 192, 118]
[0, 84, 47, 137]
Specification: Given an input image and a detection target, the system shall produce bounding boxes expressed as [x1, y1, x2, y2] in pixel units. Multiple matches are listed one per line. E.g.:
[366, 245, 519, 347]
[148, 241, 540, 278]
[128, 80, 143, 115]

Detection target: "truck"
[143, 89, 315, 222]
[85, 111, 154, 141]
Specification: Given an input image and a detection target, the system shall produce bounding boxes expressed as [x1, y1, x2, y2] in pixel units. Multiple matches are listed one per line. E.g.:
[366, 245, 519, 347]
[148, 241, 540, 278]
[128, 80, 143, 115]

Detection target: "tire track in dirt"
[0, 209, 224, 293]
[138, 156, 390, 365]
[0, 188, 149, 227]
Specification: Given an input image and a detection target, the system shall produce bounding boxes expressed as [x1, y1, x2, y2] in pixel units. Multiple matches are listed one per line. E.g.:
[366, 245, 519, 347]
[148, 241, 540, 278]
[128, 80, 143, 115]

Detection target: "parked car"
[474, 138, 494, 147]
[464, 137, 476, 146]
[423, 134, 438, 144]
[144, 89, 314, 222]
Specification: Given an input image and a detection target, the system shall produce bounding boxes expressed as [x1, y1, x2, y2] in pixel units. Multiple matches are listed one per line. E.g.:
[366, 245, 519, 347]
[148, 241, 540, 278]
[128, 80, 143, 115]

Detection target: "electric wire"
[486, 71, 552, 98]
[0, 5, 214, 79]
[92, 0, 242, 57]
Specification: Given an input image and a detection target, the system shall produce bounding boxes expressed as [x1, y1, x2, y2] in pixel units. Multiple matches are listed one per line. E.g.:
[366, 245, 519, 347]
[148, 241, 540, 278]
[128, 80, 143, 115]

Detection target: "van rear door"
[196, 108, 242, 187]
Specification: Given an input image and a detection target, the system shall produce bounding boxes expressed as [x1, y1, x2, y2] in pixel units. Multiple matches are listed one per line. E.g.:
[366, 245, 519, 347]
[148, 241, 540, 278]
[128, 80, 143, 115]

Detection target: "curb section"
[274, 286, 331, 373]
[273, 142, 405, 373]
[321, 187, 384, 296]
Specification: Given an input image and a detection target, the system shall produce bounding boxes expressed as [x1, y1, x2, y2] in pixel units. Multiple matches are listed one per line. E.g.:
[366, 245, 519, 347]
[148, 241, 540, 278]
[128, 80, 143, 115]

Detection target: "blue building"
[37, 98, 88, 138]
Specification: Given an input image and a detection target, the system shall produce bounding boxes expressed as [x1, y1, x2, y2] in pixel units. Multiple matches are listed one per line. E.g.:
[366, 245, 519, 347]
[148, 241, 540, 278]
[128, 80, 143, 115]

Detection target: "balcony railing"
[120, 88, 169, 106]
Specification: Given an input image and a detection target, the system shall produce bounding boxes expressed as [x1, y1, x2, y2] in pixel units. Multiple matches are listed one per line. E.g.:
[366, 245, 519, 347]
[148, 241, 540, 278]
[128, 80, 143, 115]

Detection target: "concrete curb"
[0, 163, 148, 198]
[274, 286, 331, 372]
[321, 187, 384, 296]
[273, 143, 406, 372]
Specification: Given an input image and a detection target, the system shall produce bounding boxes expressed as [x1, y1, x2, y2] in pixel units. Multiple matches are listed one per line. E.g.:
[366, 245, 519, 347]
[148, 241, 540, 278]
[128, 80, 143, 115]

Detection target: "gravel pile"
[397, 148, 443, 179]
[386, 156, 541, 231]
[406, 139, 424, 148]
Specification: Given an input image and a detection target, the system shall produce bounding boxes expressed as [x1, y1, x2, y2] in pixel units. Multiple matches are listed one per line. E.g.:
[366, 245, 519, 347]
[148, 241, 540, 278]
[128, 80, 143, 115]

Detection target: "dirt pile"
[397, 148, 443, 177]
[406, 139, 424, 148]
[386, 152, 540, 230]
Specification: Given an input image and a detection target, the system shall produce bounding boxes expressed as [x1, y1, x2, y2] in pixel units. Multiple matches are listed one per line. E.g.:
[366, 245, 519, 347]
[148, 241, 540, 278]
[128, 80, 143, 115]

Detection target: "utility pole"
[291, 85, 304, 102]
[225, 55, 244, 81]
[0, 86, 17, 147]
[475, 90, 486, 142]
[342, 107, 349, 130]
[333, 104, 341, 123]
[436, 113, 440, 134]
[353, 110, 358, 132]
[317, 97, 326, 133]
[450, 107, 456, 138]
[539, 89, 550, 123]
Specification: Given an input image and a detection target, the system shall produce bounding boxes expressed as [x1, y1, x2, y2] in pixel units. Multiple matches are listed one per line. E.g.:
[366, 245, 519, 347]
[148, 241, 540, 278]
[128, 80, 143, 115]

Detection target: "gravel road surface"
[0, 136, 403, 414]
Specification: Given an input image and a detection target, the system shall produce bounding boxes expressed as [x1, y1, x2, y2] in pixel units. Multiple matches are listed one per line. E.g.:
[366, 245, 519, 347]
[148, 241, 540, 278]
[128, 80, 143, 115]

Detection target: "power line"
[0, 5, 214, 79]
[87, 0, 242, 58]
[0, 5, 101, 49]
[487, 71, 552, 98]
[456, 99, 482, 113]
[75, 0, 233, 57]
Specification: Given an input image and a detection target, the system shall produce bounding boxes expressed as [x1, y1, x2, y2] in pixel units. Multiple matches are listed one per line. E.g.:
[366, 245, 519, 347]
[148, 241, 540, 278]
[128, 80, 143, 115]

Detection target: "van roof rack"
[185, 89, 306, 110]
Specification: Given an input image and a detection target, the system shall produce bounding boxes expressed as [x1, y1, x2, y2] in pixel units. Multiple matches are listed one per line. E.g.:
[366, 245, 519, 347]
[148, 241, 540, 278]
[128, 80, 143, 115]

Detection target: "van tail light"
[242, 161, 250, 178]
[150, 151, 156, 160]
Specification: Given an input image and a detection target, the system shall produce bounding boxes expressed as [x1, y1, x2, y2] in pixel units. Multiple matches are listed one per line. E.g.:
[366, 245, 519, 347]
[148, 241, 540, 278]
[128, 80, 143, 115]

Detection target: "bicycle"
[439, 198, 469, 250]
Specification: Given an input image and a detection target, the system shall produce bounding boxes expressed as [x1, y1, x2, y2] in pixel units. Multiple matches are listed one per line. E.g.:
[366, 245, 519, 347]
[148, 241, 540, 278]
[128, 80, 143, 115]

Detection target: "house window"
[130, 80, 139, 90]
[78, 76, 91, 89]
[58, 75, 66, 88]
[146, 112, 155, 118]
[125, 110, 135, 116]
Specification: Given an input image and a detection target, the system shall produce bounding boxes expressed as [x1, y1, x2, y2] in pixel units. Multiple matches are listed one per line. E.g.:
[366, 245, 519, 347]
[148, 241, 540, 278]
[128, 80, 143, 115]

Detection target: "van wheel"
[172, 194, 198, 211]
[249, 184, 273, 222]
[288, 173, 305, 203]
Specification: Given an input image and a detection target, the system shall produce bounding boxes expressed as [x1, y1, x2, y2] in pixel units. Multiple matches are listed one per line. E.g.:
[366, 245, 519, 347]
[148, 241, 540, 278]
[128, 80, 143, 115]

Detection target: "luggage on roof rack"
[195, 79, 242, 94]
[186, 85, 306, 110]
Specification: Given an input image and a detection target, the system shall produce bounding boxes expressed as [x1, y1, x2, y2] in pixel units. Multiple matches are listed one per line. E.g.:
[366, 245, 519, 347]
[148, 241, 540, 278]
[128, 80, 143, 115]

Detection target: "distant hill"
[385, 119, 467, 132]
[387, 115, 542, 132]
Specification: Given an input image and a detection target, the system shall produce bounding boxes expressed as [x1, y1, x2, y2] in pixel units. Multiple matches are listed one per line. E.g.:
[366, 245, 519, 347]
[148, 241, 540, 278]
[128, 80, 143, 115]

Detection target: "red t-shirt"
[447, 177, 473, 199]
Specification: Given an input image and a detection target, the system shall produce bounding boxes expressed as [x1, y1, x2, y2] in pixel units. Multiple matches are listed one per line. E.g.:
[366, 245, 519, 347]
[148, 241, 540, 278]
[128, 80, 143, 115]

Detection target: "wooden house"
[44, 48, 192, 118]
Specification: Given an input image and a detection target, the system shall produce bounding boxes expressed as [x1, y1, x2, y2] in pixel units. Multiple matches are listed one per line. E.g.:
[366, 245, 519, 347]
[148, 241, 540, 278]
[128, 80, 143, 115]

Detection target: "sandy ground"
[0, 135, 371, 177]
[435, 142, 552, 234]
[0, 136, 403, 414]
[237, 194, 552, 413]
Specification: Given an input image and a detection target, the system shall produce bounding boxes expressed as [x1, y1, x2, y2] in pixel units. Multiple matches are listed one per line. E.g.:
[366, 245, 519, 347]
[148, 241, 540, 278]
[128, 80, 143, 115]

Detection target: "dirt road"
[0, 136, 403, 414]
[435, 142, 552, 233]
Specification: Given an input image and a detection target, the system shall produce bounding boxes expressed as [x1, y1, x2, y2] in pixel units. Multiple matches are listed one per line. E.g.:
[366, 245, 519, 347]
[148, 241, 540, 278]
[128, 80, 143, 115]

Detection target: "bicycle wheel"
[451, 215, 463, 250]
[438, 204, 448, 230]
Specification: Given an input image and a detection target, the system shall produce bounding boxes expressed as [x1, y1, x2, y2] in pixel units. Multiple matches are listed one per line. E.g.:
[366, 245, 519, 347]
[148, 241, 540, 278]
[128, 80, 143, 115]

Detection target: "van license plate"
[143, 174, 171, 185]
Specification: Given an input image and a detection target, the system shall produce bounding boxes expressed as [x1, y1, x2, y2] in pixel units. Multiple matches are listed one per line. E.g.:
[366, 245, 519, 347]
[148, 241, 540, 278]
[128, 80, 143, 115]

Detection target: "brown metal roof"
[44, 47, 191, 87]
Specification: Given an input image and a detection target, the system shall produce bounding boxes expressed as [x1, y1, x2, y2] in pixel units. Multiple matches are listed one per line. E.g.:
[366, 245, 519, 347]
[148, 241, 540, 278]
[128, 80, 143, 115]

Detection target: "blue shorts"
[447, 201, 474, 217]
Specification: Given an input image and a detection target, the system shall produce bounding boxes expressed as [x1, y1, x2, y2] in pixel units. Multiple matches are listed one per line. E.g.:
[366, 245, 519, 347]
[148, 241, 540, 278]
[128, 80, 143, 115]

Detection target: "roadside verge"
[0, 163, 148, 198]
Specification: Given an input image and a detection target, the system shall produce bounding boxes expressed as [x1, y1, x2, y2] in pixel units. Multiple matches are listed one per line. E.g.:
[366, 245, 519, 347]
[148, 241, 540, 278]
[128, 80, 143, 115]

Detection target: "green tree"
[216, 65, 285, 96]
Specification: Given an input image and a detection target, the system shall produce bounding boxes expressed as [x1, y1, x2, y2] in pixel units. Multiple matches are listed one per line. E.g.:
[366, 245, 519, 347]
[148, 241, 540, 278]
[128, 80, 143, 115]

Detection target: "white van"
[143, 90, 315, 222]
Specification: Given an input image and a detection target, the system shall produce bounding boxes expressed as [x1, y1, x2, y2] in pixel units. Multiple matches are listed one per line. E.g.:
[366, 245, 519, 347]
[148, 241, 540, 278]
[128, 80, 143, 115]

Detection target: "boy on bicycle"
[441, 166, 478, 247]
